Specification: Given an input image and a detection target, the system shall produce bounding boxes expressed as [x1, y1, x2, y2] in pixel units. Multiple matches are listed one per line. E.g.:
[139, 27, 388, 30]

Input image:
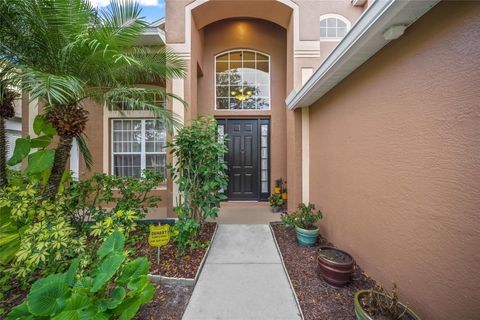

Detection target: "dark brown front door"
[225, 119, 259, 200]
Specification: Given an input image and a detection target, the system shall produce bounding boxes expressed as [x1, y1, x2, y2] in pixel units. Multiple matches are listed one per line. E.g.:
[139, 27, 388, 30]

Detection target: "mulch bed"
[0, 278, 30, 319]
[271, 223, 376, 320]
[132, 222, 217, 278]
[135, 283, 193, 320]
[0, 222, 216, 320]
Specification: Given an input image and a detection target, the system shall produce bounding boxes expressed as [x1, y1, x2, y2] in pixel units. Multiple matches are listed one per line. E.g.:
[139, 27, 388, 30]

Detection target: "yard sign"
[148, 224, 170, 266]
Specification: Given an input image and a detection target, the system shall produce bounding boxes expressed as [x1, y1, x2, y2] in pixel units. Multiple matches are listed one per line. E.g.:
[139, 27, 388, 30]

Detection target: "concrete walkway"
[182, 224, 301, 320]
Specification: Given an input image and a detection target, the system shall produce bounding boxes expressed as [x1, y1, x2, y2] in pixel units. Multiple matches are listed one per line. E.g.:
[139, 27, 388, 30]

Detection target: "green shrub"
[64, 170, 164, 236]
[168, 117, 228, 257]
[283, 203, 323, 230]
[7, 231, 155, 320]
[0, 185, 85, 279]
[169, 116, 228, 223]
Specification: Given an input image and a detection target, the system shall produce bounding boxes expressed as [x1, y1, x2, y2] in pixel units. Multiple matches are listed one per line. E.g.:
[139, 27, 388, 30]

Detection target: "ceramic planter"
[318, 246, 354, 287]
[354, 290, 420, 320]
[271, 206, 282, 213]
[295, 226, 319, 246]
[274, 187, 281, 194]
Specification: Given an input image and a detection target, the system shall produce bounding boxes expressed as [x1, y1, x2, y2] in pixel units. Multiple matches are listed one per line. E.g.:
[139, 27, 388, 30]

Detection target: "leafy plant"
[7, 115, 57, 178]
[64, 170, 164, 233]
[360, 283, 410, 319]
[0, 185, 85, 278]
[268, 194, 283, 208]
[169, 116, 227, 257]
[287, 203, 323, 230]
[7, 231, 155, 320]
[90, 209, 140, 239]
[280, 211, 295, 228]
[0, 185, 39, 264]
[169, 116, 228, 224]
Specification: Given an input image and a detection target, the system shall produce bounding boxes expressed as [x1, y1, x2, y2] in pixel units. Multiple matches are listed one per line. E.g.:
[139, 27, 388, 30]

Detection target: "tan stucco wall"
[308, 2, 480, 319]
[196, 18, 288, 192]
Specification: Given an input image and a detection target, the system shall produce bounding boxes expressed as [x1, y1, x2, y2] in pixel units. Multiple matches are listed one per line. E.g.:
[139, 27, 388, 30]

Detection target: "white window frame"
[214, 49, 271, 111]
[110, 118, 167, 178]
[320, 14, 351, 42]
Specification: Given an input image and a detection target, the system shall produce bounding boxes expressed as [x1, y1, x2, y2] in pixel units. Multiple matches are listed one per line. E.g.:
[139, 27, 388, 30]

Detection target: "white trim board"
[286, 0, 440, 110]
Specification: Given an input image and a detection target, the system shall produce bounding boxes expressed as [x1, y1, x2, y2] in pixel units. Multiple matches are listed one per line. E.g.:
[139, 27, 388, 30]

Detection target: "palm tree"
[0, 67, 18, 187]
[0, 0, 185, 198]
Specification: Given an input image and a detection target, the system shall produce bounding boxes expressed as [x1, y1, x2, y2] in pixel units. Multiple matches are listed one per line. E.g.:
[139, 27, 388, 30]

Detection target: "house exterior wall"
[196, 18, 288, 191]
[308, 2, 480, 319]
[165, 0, 364, 210]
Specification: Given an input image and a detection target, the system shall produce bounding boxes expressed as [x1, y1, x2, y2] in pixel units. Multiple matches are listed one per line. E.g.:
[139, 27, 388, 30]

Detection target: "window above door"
[215, 50, 270, 111]
[320, 14, 351, 41]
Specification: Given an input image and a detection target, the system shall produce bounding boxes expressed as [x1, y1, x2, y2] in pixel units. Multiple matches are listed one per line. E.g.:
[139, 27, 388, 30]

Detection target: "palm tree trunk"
[0, 117, 7, 187]
[44, 134, 73, 199]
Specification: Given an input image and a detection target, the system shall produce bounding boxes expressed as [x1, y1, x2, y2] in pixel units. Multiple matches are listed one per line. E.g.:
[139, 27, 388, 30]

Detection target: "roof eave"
[286, 0, 440, 110]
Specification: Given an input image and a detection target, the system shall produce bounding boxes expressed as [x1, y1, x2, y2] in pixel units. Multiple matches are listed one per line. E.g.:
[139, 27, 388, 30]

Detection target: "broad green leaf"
[7, 138, 30, 166]
[6, 302, 33, 320]
[73, 277, 93, 290]
[33, 116, 45, 136]
[33, 115, 57, 137]
[127, 275, 149, 292]
[117, 257, 149, 284]
[27, 273, 69, 316]
[91, 253, 125, 292]
[42, 122, 57, 136]
[65, 258, 80, 287]
[97, 231, 125, 259]
[30, 135, 52, 148]
[102, 287, 126, 310]
[115, 283, 155, 320]
[52, 294, 108, 320]
[26, 150, 55, 174]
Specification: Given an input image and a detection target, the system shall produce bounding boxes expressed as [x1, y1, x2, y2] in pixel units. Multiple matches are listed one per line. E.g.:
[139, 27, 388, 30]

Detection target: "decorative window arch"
[320, 14, 351, 41]
[215, 49, 270, 110]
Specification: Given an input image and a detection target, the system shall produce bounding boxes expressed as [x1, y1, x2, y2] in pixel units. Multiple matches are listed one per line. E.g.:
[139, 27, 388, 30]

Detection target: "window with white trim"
[111, 119, 166, 178]
[215, 50, 270, 110]
[320, 15, 350, 40]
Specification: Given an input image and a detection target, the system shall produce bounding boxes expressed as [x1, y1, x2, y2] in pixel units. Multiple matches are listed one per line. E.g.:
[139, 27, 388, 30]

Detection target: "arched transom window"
[320, 14, 351, 40]
[215, 50, 270, 110]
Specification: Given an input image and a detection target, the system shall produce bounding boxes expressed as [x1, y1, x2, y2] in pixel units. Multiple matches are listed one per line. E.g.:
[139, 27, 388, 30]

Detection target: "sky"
[89, 0, 166, 23]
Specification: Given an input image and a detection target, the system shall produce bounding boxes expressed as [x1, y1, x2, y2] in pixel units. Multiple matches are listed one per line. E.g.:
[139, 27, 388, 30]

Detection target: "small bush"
[169, 116, 228, 256]
[7, 231, 155, 320]
[0, 185, 85, 279]
[64, 170, 164, 235]
[281, 203, 323, 230]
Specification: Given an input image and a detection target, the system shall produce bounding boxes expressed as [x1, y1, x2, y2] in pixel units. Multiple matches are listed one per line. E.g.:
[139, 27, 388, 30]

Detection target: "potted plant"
[354, 284, 420, 320]
[292, 203, 323, 246]
[318, 246, 354, 287]
[280, 211, 295, 228]
[274, 178, 283, 194]
[268, 194, 283, 213]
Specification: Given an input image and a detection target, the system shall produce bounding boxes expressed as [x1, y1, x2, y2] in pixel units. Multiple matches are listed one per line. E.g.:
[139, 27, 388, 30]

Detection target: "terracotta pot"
[354, 290, 420, 320]
[317, 246, 354, 287]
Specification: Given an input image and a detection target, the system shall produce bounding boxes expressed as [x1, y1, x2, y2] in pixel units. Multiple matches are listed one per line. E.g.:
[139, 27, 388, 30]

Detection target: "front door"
[218, 118, 270, 201]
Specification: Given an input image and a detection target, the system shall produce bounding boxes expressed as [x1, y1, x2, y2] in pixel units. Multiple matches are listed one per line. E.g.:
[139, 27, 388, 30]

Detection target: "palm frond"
[20, 68, 85, 106]
[104, 87, 185, 132]
[75, 132, 93, 170]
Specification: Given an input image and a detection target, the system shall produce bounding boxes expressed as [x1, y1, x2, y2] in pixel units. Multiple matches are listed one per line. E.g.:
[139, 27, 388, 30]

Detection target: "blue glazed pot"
[295, 226, 319, 246]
